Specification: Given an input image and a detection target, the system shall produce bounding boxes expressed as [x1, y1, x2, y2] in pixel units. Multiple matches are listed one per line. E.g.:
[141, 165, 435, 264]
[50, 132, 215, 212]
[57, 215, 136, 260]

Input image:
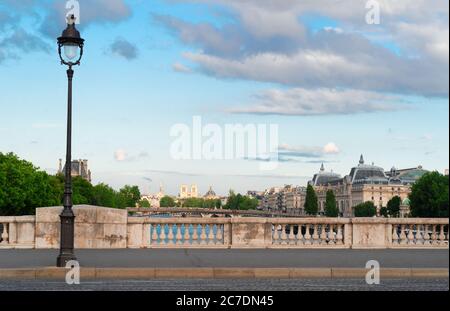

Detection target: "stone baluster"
[207, 224, 215, 245]
[151, 225, 159, 245]
[0, 223, 8, 245]
[392, 224, 399, 245]
[328, 224, 335, 245]
[431, 225, 438, 245]
[175, 225, 183, 245]
[312, 224, 319, 245]
[192, 224, 199, 244]
[335, 224, 343, 245]
[167, 224, 174, 244]
[319, 224, 327, 245]
[438, 224, 446, 245]
[183, 224, 191, 246]
[216, 225, 223, 245]
[160, 224, 167, 245]
[304, 224, 312, 245]
[296, 225, 305, 245]
[423, 224, 430, 245]
[399, 225, 407, 245]
[407, 224, 415, 245]
[288, 225, 295, 245]
[200, 224, 207, 245]
[280, 225, 288, 245]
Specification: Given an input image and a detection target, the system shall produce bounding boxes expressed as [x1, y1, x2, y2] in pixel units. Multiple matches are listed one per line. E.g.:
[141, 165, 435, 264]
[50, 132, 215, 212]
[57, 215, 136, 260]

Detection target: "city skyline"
[1, 0, 449, 196]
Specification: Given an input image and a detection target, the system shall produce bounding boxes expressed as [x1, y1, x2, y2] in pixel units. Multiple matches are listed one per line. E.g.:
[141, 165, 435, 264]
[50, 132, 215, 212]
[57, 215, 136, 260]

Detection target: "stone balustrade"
[389, 218, 449, 248]
[0, 216, 35, 249]
[127, 217, 231, 248]
[270, 218, 351, 248]
[0, 206, 448, 250]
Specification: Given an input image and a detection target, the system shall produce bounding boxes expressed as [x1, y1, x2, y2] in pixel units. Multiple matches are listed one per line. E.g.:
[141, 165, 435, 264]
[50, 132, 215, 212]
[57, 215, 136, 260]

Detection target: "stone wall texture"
[35, 205, 127, 249]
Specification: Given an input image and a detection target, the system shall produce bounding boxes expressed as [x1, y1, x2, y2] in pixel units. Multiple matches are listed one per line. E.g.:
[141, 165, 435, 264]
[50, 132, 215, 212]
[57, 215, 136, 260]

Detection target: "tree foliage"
[0, 153, 61, 215]
[325, 190, 339, 217]
[409, 172, 449, 218]
[160, 196, 176, 207]
[0, 153, 142, 215]
[304, 185, 319, 215]
[354, 201, 377, 217]
[386, 196, 401, 217]
[224, 191, 258, 210]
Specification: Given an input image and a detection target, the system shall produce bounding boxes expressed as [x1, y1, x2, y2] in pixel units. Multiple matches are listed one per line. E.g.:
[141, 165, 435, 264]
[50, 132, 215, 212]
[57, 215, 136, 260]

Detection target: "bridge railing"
[127, 217, 231, 248]
[270, 218, 351, 248]
[388, 218, 449, 248]
[127, 217, 448, 249]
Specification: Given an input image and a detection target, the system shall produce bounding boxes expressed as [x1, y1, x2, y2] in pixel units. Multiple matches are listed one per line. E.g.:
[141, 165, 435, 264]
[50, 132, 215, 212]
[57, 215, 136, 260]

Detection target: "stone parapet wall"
[0, 206, 448, 249]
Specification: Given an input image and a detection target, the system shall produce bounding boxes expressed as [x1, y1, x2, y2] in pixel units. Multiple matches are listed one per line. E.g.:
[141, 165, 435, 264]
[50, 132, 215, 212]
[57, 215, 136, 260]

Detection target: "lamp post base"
[56, 253, 77, 267]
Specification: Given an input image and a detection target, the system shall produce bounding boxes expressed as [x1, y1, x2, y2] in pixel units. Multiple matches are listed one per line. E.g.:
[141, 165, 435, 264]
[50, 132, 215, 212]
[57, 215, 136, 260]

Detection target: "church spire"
[359, 154, 365, 165]
[320, 163, 325, 172]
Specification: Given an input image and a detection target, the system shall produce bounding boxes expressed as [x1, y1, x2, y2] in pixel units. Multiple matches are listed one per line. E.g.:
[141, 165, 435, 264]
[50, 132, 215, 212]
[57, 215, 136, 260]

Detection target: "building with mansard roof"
[58, 158, 91, 182]
[310, 155, 428, 217]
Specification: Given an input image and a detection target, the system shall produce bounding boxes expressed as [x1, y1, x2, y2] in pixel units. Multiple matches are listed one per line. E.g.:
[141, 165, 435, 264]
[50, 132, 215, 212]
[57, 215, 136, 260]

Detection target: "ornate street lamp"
[56, 15, 84, 267]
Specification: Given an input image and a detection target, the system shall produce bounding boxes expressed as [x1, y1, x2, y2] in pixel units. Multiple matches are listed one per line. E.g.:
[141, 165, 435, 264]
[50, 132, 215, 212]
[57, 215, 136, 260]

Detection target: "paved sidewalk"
[0, 249, 448, 268]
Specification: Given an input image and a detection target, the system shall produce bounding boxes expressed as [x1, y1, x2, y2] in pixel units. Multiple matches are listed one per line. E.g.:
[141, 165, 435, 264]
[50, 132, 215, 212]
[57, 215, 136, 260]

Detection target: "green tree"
[325, 190, 339, 217]
[224, 190, 258, 210]
[72, 176, 94, 205]
[409, 172, 449, 218]
[116, 185, 141, 208]
[183, 198, 204, 208]
[0, 153, 61, 215]
[380, 206, 389, 217]
[304, 184, 319, 215]
[160, 196, 176, 207]
[138, 199, 151, 208]
[387, 196, 401, 217]
[354, 201, 377, 217]
[92, 183, 117, 208]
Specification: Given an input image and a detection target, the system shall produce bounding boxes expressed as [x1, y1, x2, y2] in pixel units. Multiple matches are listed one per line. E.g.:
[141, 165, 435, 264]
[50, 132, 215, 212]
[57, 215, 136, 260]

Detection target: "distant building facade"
[141, 184, 165, 208]
[310, 155, 427, 217]
[179, 184, 198, 199]
[203, 186, 219, 200]
[260, 155, 428, 217]
[58, 158, 91, 182]
[261, 185, 306, 214]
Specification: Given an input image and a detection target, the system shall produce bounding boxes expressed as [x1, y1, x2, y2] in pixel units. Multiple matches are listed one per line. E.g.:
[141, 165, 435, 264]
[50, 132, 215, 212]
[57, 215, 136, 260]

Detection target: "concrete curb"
[0, 268, 448, 280]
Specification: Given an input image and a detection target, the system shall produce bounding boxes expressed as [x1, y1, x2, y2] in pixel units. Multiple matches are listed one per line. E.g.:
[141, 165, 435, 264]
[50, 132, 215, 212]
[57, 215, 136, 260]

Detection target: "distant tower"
[58, 159, 62, 174]
[191, 184, 198, 198]
[320, 163, 325, 172]
[359, 154, 365, 165]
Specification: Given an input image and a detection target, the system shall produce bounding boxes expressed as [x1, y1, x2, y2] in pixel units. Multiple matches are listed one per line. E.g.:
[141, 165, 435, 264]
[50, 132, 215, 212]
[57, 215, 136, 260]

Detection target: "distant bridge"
[127, 207, 305, 218]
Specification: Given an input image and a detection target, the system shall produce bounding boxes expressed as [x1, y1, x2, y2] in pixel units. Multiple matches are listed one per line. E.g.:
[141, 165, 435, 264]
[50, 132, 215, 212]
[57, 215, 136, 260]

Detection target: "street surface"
[0, 249, 448, 268]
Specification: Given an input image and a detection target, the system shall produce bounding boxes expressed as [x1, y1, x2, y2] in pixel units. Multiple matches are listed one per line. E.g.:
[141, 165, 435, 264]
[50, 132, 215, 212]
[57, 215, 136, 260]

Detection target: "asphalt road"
[0, 249, 448, 268]
[0, 278, 448, 291]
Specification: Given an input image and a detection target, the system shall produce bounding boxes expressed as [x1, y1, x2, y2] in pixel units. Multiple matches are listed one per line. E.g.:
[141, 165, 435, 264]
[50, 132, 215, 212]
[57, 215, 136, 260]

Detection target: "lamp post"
[56, 15, 84, 267]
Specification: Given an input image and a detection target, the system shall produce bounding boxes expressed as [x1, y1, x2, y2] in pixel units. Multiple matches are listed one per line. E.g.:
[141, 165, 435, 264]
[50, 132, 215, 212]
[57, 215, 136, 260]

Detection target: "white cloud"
[114, 150, 150, 162]
[323, 143, 339, 154]
[114, 149, 128, 162]
[162, 0, 449, 97]
[278, 142, 341, 158]
[228, 88, 406, 116]
[172, 62, 192, 73]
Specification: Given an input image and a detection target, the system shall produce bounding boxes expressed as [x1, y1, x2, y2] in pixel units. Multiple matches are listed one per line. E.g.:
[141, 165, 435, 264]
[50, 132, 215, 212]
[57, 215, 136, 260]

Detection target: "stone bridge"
[0, 205, 448, 250]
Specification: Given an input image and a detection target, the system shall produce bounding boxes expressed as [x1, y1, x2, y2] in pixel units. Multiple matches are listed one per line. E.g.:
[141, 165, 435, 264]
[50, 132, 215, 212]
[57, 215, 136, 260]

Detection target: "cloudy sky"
[0, 0, 448, 196]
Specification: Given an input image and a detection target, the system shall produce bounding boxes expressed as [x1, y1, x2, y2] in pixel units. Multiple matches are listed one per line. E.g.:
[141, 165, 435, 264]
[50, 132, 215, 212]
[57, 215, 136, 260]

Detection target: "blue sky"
[0, 0, 448, 196]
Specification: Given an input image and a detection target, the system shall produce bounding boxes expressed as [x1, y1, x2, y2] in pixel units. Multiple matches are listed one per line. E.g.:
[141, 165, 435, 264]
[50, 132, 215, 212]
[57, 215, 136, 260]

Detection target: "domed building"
[309, 155, 424, 217]
[310, 163, 342, 186]
[204, 186, 219, 200]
